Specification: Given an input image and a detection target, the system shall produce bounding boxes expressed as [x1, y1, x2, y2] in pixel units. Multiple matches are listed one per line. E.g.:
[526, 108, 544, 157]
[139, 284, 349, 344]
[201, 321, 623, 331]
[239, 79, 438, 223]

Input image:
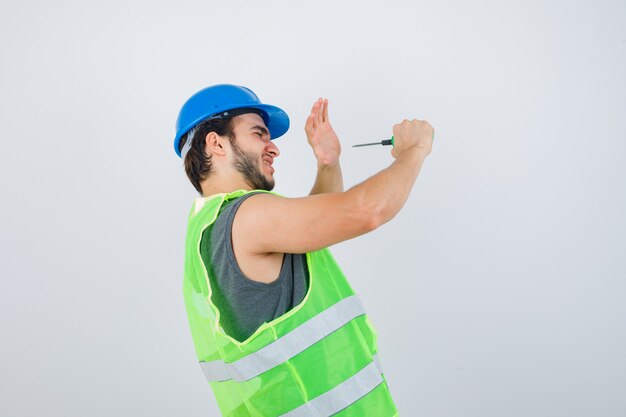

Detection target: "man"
[175, 84, 434, 417]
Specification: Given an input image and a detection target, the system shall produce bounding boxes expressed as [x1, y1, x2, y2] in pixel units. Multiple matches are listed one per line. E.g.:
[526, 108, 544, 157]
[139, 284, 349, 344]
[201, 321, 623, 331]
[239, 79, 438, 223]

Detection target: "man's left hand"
[305, 98, 341, 168]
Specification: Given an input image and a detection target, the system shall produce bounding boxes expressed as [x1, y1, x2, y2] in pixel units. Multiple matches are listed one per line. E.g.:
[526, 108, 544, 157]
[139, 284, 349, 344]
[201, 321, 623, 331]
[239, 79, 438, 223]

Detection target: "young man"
[175, 84, 434, 417]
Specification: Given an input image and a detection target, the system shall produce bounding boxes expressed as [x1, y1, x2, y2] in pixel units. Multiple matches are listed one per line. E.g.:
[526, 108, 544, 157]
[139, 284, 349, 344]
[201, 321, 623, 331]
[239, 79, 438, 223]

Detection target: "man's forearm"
[348, 147, 428, 227]
[309, 163, 344, 195]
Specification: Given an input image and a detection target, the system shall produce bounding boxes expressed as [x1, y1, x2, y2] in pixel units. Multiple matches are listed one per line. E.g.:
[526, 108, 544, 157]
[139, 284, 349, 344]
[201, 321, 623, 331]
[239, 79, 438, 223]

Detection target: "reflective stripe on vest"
[280, 354, 384, 417]
[199, 295, 367, 382]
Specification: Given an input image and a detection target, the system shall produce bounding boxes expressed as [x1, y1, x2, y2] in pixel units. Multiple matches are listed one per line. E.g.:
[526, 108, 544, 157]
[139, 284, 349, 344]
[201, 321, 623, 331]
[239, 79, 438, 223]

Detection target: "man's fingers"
[305, 100, 320, 133]
[312, 100, 322, 127]
[304, 113, 314, 133]
[316, 98, 323, 124]
[306, 97, 333, 134]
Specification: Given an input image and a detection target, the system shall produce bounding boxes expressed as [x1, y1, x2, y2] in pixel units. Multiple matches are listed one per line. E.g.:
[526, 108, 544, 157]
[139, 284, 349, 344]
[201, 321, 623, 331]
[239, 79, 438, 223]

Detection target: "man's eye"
[255, 132, 263, 137]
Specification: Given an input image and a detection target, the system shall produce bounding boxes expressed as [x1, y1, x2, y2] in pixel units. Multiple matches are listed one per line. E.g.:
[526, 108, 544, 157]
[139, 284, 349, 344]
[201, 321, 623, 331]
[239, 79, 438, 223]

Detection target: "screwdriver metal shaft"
[352, 137, 394, 148]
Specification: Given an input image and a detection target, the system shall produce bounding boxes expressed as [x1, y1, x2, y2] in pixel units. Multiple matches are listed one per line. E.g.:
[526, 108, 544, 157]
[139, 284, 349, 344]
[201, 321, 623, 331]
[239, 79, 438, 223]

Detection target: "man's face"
[229, 113, 280, 191]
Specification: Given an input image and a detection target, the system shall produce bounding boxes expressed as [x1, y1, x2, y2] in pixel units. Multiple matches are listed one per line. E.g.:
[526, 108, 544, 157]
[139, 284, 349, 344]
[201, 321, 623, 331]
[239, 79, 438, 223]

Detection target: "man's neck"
[201, 173, 252, 197]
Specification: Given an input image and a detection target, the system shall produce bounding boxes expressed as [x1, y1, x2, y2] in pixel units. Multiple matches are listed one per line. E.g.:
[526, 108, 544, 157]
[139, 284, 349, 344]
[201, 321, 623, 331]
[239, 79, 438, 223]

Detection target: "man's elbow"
[349, 191, 387, 233]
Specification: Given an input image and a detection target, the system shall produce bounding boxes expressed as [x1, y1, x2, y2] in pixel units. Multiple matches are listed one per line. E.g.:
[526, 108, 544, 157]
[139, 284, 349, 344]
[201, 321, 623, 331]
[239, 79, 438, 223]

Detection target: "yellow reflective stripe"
[199, 295, 366, 382]
[279, 354, 384, 417]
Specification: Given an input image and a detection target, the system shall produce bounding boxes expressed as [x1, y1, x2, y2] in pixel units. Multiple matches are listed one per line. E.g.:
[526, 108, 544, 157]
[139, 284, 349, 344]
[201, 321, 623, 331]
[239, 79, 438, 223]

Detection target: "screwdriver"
[352, 130, 435, 148]
[352, 136, 395, 148]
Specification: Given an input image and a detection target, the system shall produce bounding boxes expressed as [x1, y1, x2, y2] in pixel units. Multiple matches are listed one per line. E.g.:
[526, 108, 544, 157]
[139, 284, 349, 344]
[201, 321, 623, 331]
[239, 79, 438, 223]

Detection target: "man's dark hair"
[178, 117, 237, 194]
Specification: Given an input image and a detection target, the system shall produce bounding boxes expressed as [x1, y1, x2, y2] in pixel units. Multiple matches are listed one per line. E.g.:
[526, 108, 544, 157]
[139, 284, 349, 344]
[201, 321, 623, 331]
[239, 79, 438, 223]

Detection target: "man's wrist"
[317, 159, 341, 170]
[398, 146, 429, 161]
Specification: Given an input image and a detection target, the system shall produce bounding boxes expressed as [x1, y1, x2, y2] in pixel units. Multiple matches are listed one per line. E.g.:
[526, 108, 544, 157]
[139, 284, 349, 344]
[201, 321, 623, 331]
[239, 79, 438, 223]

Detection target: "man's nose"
[267, 141, 280, 158]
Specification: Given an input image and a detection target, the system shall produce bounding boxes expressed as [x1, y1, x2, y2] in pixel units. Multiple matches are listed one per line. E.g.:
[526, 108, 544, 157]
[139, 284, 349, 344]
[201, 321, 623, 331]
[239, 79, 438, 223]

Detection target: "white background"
[1, 0, 625, 416]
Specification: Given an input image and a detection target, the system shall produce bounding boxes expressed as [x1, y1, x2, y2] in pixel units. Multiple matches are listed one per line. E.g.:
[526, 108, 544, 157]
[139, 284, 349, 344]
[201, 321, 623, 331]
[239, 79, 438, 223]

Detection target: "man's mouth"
[263, 157, 274, 173]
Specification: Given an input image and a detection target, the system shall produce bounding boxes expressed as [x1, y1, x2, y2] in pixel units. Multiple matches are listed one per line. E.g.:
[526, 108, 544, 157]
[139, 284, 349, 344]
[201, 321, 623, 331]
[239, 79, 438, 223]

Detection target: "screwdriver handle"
[381, 136, 395, 146]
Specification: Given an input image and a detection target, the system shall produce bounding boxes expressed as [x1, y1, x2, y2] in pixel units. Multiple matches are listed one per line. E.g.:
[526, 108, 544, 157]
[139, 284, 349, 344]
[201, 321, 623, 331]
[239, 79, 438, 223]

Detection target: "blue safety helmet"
[173, 84, 290, 157]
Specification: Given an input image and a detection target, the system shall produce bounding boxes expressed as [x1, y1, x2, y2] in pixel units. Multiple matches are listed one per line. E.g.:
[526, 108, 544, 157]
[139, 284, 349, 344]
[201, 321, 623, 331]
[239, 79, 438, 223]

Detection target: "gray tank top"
[200, 192, 309, 342]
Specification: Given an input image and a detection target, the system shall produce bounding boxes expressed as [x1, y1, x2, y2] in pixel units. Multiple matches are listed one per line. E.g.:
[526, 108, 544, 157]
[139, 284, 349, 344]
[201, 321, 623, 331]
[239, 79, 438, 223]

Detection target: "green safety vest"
[183, 189, 398, 416]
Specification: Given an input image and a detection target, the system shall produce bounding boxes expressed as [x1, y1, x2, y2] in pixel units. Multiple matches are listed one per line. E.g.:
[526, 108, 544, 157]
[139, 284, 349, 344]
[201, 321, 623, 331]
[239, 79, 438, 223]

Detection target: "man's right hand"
[391, 119, 434, 159]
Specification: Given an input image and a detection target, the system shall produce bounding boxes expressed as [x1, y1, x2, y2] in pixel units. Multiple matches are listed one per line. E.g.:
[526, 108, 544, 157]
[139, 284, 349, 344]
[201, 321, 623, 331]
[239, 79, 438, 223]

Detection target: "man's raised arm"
[234, 118, 435, 255]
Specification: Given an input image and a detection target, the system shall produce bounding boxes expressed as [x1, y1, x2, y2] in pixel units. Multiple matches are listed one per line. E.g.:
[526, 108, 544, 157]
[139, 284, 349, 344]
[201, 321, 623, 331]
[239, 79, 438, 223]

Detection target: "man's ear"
[205, 131, 227, 156]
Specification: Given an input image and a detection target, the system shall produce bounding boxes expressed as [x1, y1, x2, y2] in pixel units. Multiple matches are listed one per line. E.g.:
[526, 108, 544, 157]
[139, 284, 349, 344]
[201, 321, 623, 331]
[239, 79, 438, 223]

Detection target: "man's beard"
[231, 140, 275, 191]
